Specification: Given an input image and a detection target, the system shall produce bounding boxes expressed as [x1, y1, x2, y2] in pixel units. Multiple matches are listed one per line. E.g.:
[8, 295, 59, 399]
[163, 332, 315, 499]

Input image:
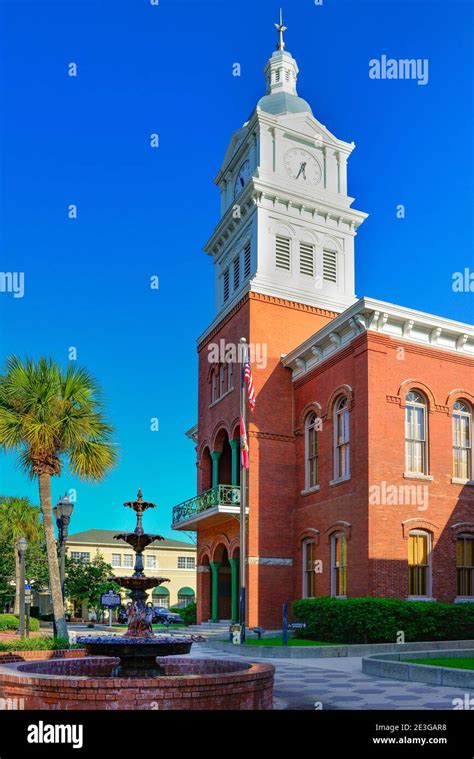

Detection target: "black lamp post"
[53, 493, 74, 601]
[16, 537, 27, 637]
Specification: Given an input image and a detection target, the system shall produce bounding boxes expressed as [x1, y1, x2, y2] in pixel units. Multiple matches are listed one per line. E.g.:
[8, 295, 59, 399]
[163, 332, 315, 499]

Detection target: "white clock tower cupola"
[204, 13, 368, 324]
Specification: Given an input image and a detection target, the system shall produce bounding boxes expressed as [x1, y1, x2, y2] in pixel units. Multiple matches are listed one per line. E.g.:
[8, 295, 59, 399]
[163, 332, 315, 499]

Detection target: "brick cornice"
[249, 430, 295, 443]
[248, 291, 338, 319]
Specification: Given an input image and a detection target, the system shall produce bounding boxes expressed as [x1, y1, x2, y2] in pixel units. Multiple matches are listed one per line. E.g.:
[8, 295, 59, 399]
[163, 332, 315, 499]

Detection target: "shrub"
[0, 636, 72, 652]
[170, 603, 196, 625]
[0, 614, 40, 632]
[292, 597, 474, 644]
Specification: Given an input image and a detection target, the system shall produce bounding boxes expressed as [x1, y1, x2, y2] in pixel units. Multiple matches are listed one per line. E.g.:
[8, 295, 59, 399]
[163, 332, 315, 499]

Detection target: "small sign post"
[100, 590, 121, 626]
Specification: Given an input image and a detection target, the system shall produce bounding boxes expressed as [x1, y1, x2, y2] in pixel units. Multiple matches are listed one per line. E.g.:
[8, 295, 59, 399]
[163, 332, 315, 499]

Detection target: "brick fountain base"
[0, 650, 275, 710]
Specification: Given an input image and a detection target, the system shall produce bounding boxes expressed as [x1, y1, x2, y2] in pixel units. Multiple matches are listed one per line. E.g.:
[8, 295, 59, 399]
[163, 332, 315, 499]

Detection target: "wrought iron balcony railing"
[172, 484, 241, 526]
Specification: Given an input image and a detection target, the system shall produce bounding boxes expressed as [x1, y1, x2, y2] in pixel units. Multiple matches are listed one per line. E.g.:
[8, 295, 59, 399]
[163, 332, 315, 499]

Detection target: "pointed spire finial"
[274, 8, 287, 51]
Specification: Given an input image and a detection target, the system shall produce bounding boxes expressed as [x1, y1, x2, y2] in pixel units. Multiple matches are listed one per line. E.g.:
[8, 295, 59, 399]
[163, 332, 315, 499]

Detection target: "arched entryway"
[209, 543, 240, 622]
[199, 554, 212, 623]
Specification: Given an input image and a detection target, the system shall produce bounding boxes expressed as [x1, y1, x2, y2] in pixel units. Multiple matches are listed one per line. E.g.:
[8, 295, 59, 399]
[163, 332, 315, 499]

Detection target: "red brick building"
[172, 33, 474, 628]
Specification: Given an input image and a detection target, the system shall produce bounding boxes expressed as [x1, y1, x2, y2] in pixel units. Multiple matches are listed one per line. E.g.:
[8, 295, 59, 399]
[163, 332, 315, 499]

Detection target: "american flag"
[243, 356, 256, 412]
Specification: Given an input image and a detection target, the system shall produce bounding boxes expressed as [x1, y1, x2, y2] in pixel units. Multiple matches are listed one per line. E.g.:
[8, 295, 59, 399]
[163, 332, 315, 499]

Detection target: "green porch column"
[210, 561, 222, 622]
[210, 450, 222, 488]
[229, 557, 239, 623]
[229, 439, 240, 486]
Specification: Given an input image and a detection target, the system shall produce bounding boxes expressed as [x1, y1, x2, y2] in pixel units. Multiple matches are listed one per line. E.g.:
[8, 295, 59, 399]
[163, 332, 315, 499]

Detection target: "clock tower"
[205, 17, 368, 325]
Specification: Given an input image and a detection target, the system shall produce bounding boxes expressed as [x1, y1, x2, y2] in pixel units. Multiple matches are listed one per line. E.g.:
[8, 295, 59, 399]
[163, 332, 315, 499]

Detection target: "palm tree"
[0, 357, 117, 638]
[0, 496, 41, 613]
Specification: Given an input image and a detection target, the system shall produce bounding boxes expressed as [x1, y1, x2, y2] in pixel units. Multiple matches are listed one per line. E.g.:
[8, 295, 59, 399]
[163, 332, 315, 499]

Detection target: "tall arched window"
[211, 370, 217, 403]
[453, 400, 472, 481]
[331, 532, 347, 597]
[456, 534, 474, 597]
[334, 397, 350, 480]
[219, 364, 226, 397]
[408, 530, 431, 597]
[302, 540, 316, 598]
[305, 413, 319, 489]
[405, 391, 428, 475]
[227, 361, 233, 391]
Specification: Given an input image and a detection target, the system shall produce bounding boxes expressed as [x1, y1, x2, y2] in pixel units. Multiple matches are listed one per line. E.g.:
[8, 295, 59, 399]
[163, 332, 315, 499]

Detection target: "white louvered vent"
[275, 235, 291, 271]
[323, 249, 337, 283]
[233, 256, 240, 290]
[244, 240, 251, 278]
[299, 242, 314, 277]
[223, 269, 230, 301]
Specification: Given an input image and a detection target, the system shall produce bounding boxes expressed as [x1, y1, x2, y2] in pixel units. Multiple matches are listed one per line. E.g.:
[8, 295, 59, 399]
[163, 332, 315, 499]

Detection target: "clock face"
[284, 148, 322, 185]
[234, 159, 251, 197]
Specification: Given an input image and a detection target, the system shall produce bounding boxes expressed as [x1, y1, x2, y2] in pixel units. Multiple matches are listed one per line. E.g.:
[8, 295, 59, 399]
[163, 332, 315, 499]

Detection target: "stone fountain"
[77, 490, 196, 676]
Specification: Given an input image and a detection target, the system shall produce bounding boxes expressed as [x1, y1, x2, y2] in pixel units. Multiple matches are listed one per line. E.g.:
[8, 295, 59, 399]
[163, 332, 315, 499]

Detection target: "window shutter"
[244, 240, 251, 278]
[275, 235, 291, 271]
[233, 256, 240, 290]
[299, 241, 314, 276]
[223, 269, 230, 301]
[323, 249, 337, 282]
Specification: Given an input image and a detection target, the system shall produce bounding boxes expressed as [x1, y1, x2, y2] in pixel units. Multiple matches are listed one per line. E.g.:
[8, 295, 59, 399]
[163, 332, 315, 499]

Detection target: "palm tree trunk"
[38, 472, 68, 639]
[13, 548, 20, 614]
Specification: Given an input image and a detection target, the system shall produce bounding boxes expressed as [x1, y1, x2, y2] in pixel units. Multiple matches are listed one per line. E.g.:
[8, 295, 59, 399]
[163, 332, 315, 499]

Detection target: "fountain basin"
[0, 651, 275, 710]
[77, 635, 193, 676]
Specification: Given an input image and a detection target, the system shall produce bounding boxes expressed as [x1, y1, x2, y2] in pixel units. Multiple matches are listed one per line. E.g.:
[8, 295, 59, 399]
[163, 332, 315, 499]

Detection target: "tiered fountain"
[0, 490, 275, 709]
[77, 490, 196, 676]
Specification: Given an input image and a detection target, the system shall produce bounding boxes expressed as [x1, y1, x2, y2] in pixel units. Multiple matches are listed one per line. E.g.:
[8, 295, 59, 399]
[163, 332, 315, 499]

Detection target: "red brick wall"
[366, 333, 474, 602]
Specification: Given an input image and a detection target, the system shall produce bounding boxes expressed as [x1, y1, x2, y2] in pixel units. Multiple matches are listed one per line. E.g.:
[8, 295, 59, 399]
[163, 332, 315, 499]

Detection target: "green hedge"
[170, 602, 196, 626]
[0, 636, 71, 652]
[0, 614, 40, 632]
[292, 597, 474, 644]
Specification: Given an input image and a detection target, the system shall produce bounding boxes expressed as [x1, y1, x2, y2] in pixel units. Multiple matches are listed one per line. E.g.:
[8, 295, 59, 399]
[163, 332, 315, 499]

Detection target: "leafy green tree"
[0, 499, 52, 612]
[0, 357, 117, 638]
[64, 555, 121, 620]
[0, 497, 42, 613]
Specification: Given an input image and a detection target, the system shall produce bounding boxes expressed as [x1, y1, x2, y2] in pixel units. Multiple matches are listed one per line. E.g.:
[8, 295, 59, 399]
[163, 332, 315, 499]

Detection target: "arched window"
[334, 397, 350, 480]
[408, 530, 431, 597]
[227, 361, 233, 391]
[152, 586, 170, 610]
[211, 370, 217, 403]
[302, 540, 316, 598]
[177, 587, 196, 608]
[305, 413, 319, 489]
[405, 391, 428, 475]
[456, 534, 474, 597]
[331, 532, 347, 597]
[453, 400, 472, 481]
[219, 364, 226, 397]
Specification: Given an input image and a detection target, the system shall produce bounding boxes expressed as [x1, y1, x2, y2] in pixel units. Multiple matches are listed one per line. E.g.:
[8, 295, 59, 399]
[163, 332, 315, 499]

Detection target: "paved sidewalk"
[193, 643, 474, 710]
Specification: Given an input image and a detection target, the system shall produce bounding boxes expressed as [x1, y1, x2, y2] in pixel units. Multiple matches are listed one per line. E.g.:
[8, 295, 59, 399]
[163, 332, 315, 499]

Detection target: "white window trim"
[452, 401, 472, 481]
[404, 392, 429, 476]
[302, 539, 316, 598]
[305, 413, 319, 491]
[333, 397, 350, 481]
[330, 532, 347, 599]
[407, 529, 432, 599]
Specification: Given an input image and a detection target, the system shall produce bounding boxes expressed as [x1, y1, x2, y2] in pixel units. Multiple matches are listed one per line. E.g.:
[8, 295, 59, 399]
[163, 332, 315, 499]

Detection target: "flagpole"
[239, 336, 248, 643]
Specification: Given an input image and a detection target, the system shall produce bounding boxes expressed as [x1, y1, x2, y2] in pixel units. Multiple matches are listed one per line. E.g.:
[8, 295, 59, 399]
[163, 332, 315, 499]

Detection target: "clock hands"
[295, 161, 307, 180]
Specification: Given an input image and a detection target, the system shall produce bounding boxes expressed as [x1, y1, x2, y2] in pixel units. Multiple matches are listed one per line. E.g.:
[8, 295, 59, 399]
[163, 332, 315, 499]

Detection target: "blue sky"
[0, 0, 472, 540]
